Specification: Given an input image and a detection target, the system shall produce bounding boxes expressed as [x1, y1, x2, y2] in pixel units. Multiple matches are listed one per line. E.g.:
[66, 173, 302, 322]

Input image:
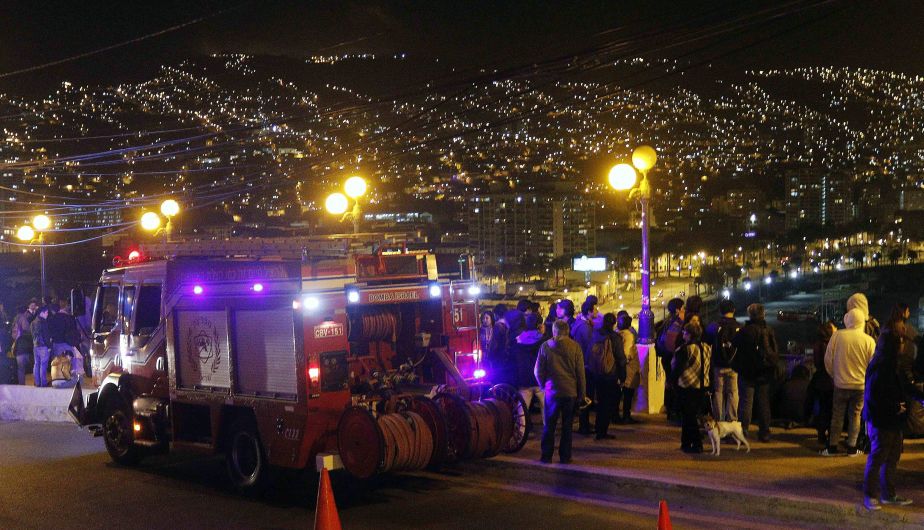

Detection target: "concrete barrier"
[0, 384, 75, 422]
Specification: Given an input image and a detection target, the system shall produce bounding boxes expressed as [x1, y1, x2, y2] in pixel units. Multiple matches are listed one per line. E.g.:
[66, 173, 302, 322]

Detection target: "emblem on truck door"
[187, 317, 222, 374]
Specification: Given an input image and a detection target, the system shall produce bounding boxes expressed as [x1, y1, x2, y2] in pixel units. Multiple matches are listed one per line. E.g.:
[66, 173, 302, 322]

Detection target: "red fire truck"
[70, 237, 527, 492]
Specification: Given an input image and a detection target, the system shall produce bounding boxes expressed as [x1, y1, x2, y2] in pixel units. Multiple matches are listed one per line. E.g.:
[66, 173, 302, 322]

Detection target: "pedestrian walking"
[671, 322, 711, 453]
[30, 306, 52, 387]
[732, 303, 779, 442]
[862, 325, 914, 511]
[822, 307, 876, 456]
[535, 319, 586, 464]
[510, 313, 545, 428]
[616, 313, 640, 424]
[588, 313, 622, 440]
[705, 299, 741, 422]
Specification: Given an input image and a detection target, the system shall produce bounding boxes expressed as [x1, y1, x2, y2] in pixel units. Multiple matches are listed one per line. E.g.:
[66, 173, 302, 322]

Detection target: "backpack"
[656, 318, 681, 358]
[713, 320, 741, 366]
[589, 336, 616, 378]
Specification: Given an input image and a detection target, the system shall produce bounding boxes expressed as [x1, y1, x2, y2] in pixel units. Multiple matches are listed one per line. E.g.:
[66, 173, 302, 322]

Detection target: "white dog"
[702, 416, 750, 456]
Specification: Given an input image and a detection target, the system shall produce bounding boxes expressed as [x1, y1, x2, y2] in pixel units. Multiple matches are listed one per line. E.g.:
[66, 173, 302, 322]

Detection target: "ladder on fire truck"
[137, 233, 419, 261]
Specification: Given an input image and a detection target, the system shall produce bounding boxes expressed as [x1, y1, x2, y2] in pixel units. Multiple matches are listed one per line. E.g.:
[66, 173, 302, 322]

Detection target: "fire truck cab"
[70, 238, 505, 491]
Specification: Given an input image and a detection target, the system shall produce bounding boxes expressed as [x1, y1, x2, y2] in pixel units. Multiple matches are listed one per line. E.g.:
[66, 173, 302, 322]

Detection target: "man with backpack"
[589, 313, 624, 440]
[732, 303, 779, 442]
[705, 299, 741, 422]
[656, 298, 686, 422]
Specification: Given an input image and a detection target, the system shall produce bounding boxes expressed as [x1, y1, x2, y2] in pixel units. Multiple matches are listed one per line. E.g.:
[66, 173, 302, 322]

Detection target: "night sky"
[0, 1, 922, 93]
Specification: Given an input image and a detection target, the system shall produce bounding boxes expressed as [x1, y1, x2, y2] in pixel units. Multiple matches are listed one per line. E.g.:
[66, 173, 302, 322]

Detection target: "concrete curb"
[0, 384, 75, 422]
[463, 456, 924, 529]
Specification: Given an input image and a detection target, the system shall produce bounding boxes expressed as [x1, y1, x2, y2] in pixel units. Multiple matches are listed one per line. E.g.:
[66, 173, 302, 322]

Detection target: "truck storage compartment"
[232, 308, 298, 399]
[175, 309, 232, 390]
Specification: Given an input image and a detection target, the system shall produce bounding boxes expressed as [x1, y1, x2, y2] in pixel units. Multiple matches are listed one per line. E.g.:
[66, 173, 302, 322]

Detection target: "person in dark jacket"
[863, 325, 914, 511]
[572, 300, 596, 435]
[589, 313, 623, 440]
[535, 319, 586, 464]
[671, 322, 711, 453]
[488, 304, 511, 383]
[478, 310, 495, 360]
[704, 299, 741, 422]
[885, 303, 924, 400]
[732, 303, 779, 442]
[510, 313, 545, 428]
[657, 298, 686, 423]
[30, 306, 52, 387]
[807, 320, 837, 445]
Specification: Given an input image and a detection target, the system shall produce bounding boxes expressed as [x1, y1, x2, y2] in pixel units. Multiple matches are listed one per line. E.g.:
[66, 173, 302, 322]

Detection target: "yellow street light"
[160, 199, 180, 218]
[325, 192, 349, 215]
[607, 163, 637, 191]
[140, 211, 162, 231]
[32, 214, 51, 232]
[16, 225, 35, 241]
[632, 145, 657, 172]
[344, 176, 367, 199]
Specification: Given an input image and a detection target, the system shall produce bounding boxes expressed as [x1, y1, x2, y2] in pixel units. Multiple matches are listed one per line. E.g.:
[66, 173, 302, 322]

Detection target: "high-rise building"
[467, 192, 598, 265]
[784, 169, 853, 229]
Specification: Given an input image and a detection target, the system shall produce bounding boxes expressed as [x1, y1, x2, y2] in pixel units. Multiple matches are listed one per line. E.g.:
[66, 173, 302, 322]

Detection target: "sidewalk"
[464, 413, 924, 528]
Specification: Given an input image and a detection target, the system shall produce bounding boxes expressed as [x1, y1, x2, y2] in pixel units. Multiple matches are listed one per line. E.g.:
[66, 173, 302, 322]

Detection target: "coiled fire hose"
[377, 412, 433, 473]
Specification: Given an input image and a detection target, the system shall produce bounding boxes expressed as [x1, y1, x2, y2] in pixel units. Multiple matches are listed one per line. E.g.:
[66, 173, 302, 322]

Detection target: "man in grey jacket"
[535, 319, 586, 464]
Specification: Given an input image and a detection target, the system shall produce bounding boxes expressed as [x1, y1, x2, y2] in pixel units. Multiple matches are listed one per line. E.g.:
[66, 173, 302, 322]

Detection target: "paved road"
[0, 422, 680, 530]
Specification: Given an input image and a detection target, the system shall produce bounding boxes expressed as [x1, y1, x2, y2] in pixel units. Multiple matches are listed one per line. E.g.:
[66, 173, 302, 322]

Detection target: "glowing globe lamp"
[16, 225, 35, 242]
[344, 176, 367, 199]
[632, 145, 657, 172]
[32, 214, 51, 231]
[140, 211, 161, 231]
[325, 192, 349, 215]
[608, 163, 637, 190]
[160, 199, 180, 218]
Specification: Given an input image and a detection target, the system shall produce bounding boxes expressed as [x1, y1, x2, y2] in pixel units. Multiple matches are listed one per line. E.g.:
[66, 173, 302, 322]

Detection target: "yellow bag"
[51, 354, 72, 382]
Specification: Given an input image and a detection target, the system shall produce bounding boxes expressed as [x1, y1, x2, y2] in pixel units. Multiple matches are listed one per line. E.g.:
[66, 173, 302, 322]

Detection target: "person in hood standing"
[822, 307, 876, 456]
[535, 319, 586, 464]
[862, 325, 914, 511]
[511, 313, 546, 428]
[847, 293, 880, 340]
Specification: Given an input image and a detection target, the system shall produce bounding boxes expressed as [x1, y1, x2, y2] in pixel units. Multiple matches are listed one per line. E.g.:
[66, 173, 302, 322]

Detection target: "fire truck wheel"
[225, 418, 269, 493]
[102, 398, 142, 466]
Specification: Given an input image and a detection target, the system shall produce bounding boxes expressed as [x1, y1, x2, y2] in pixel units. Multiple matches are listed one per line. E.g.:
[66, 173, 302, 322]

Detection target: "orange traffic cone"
[314, 468, 342, 530]
[658, 500, 672, 530]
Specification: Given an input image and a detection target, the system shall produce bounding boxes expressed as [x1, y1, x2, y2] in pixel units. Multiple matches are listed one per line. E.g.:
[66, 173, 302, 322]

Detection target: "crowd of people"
[480, 290, 924, 511]
[479, 295, 640, 464]
[3, 296, 89, 388]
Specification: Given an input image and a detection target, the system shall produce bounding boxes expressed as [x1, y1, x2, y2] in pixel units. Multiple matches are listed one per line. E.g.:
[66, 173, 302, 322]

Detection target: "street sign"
[573, 255, 607, 272]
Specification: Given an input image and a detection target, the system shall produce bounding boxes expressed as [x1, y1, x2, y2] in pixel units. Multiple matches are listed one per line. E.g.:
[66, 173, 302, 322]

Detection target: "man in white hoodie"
[823, 307, 877, 456]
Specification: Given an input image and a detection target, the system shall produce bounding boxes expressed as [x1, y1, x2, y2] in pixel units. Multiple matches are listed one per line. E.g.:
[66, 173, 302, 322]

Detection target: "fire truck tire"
[225, 418, 269, 493]
[102, 396, 142, 466]
[489, 384, 530, 454]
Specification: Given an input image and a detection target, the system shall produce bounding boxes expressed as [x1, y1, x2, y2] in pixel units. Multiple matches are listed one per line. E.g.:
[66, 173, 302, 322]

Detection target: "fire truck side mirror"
[71, 288, 86, 317]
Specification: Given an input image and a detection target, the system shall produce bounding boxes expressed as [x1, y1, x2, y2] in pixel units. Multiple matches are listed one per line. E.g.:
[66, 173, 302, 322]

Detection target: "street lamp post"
[608, 146, 659, 414]
[326, 175, 368, 234]
[141, 199, 180, 247]
[18, 214, 51, 299]
[608, 145, 657, 342]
